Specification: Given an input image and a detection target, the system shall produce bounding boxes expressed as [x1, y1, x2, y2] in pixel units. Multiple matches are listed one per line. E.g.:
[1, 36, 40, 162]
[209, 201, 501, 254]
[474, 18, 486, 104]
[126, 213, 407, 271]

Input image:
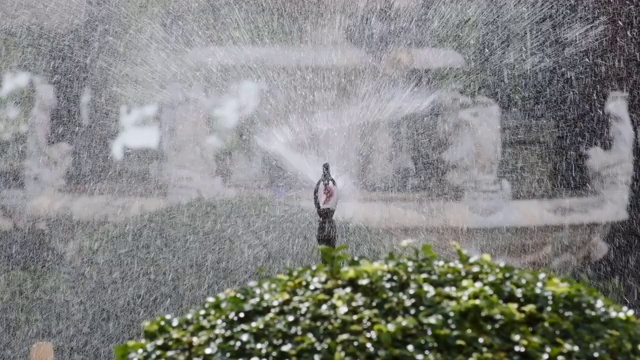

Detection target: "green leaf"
[114, 342, 142, 360]
[422, 244, 438, 259]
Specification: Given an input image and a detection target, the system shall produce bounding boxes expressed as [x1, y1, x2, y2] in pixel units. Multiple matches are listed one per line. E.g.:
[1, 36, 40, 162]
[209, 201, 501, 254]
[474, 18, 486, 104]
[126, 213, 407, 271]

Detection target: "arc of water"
[254, 127, 359, 201]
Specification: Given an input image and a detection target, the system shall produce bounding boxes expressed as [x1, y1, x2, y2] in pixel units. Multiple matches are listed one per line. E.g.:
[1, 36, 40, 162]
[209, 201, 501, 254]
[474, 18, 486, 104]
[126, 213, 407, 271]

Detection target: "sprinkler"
[313, 163, 339, 256]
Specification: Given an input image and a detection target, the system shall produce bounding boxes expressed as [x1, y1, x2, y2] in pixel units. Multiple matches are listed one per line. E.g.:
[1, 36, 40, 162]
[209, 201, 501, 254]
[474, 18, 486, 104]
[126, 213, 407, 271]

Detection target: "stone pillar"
[585, 91, 634, 207]
[160, 84, 223, 204]
[442, 95, 511, 215]
[24, 77, 72, 195]
[356, 122, 375, 191]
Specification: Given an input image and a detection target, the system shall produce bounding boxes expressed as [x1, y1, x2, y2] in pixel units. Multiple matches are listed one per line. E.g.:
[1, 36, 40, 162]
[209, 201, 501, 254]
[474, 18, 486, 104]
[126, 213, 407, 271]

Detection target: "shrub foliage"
[116, 245, 640, 359]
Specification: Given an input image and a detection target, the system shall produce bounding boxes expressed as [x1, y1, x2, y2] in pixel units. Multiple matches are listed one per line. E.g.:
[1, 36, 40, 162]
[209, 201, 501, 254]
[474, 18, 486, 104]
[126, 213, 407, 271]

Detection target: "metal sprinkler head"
[322, 163, 330, 174]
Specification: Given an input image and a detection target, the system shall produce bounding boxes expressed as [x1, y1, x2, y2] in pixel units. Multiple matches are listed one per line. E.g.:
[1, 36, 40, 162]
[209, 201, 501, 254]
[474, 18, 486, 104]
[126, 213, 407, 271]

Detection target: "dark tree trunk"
[64, 4, 120, 189]
[46, 29, 90, 146]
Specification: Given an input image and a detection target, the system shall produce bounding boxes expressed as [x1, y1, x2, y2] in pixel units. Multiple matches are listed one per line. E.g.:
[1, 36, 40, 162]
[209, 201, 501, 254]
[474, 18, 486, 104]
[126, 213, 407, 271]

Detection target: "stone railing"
[0, 70, 272, 226]
[0, 60, 634, 274]
[295, 90, 634, 272]
[185, 45, 466, 70]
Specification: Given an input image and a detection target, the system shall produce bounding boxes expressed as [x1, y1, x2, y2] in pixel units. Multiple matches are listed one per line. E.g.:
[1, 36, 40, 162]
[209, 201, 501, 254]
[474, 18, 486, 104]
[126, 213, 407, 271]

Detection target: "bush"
[116, 245, 640, 360]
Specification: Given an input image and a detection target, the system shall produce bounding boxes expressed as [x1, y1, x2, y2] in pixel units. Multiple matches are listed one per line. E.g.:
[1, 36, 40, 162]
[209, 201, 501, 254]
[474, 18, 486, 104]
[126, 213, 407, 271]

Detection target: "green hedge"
[116, 245, 640, 359]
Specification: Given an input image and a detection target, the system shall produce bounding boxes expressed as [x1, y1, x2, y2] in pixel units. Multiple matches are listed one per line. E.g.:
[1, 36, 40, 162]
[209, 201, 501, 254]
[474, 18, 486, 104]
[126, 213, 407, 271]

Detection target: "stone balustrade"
[0, 48, 633, 274]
